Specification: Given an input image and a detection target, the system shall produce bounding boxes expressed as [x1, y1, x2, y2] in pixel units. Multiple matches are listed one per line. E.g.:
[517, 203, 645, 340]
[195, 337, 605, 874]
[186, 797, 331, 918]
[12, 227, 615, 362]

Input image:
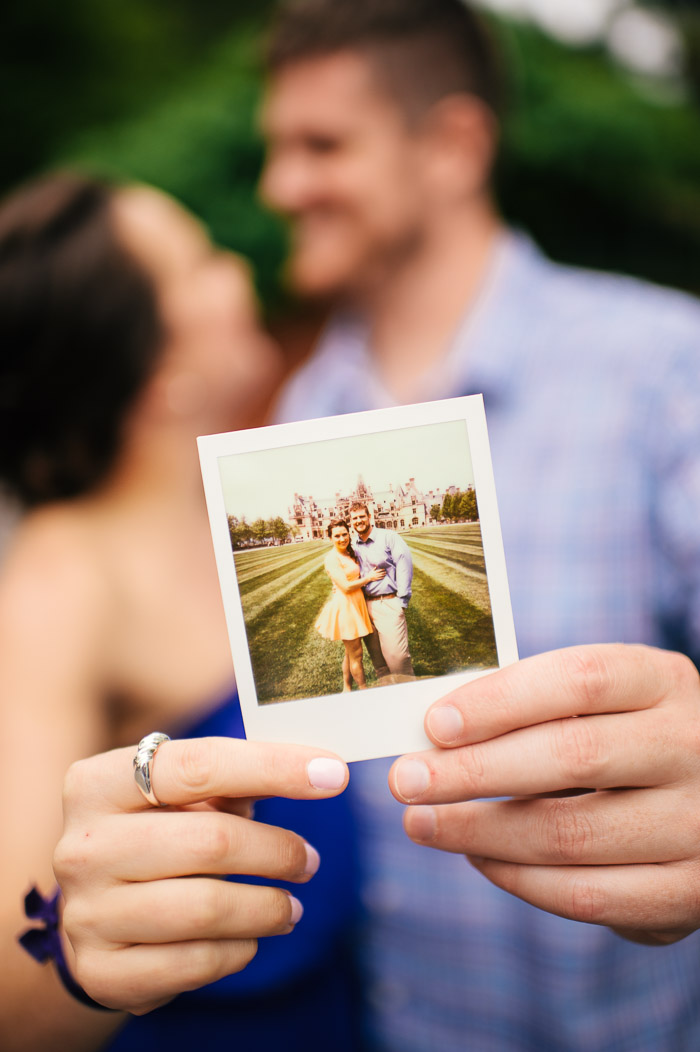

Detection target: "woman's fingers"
[424, 644, 693, 748]
[68, 878, 302, 945]
[403, 788, 695, 865]
[64, 736, 348, 816]
[76, 938, 261, 1014]
[58, 810, 320, 883]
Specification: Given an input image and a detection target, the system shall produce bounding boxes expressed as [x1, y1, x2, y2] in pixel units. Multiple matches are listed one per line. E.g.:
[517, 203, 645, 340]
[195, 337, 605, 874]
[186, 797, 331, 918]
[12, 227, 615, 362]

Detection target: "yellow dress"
[315, 550, 374, 641]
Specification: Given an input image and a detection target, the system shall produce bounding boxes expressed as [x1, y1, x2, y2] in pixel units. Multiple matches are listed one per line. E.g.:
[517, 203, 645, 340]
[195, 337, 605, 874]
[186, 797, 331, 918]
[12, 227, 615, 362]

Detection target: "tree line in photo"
[228, 514, 291, 549]
[229, 487, 479, 550]
[431, 488, 478, 523]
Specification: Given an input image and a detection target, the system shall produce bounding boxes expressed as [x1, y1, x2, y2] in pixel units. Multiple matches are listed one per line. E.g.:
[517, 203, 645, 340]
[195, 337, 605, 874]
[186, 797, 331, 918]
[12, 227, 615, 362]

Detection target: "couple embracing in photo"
[314, 502, 415, 692]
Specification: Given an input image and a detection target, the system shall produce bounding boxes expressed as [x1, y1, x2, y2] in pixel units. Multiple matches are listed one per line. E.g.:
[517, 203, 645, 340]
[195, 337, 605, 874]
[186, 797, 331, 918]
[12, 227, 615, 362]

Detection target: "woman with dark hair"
[315, 518, 385, 691]
[0, 173, 358, 1051]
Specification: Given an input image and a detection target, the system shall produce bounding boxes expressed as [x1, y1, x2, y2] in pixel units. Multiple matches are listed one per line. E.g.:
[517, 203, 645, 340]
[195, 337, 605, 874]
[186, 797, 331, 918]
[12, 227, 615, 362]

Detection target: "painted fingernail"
[427, 705, 464, 744]
[405, 805, 437, 843]
[395, 757, 430, 802]
[308, 757, 346, 790]
[304, 842, 321, 877]
[288, 895, 304, 924]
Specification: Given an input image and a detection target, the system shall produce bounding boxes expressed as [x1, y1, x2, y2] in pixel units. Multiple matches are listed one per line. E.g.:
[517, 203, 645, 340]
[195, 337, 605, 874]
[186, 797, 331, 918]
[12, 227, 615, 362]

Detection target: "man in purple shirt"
[350, 502, 414, 679]
[260, 1, 700, 1048]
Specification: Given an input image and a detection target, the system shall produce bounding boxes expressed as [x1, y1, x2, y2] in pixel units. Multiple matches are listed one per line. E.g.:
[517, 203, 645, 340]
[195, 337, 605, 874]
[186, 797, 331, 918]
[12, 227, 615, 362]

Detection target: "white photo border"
[198, 396, 518, 762]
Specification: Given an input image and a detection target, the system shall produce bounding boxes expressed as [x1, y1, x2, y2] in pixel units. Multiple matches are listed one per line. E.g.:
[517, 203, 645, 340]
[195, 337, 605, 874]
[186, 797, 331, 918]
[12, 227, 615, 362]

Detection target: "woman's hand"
[367, 568, 386, 582]
[54, 737, 348, 1014]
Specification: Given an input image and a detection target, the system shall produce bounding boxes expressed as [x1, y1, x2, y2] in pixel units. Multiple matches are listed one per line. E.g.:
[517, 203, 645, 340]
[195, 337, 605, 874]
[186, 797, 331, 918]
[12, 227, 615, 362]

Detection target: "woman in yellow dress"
[315, 519, 386, 691]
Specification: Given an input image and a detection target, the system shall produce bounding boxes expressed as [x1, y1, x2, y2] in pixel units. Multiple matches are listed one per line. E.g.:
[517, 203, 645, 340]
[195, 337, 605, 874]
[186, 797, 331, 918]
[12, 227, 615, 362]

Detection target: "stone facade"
[288, 474, 462, 541]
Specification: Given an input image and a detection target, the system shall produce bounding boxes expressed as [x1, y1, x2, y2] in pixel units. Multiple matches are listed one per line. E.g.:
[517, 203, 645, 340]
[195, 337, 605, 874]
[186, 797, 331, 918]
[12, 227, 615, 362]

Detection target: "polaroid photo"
[198, 396, 518, 762]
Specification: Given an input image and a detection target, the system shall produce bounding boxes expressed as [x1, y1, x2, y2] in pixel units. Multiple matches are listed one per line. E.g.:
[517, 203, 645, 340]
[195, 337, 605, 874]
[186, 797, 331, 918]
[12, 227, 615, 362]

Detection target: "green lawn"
[234, 524, 497, 704]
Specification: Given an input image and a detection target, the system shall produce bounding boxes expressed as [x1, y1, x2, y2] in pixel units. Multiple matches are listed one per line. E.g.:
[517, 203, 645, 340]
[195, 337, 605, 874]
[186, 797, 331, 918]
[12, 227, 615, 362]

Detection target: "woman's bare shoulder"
[0, 503, 110, 637]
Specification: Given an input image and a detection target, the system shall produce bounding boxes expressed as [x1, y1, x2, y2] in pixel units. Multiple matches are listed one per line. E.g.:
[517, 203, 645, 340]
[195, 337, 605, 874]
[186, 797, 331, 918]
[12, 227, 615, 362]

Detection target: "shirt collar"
[317, 229, 548, 411]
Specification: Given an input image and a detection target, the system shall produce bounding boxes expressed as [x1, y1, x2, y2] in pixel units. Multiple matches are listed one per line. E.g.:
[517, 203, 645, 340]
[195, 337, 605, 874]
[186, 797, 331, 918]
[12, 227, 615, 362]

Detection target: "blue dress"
[103, 690, 361, 1051]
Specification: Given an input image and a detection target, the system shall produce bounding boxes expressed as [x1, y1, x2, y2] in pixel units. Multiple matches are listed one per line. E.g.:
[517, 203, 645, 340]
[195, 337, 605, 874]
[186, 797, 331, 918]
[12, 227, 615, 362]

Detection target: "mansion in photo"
[288, 474, 471, 541]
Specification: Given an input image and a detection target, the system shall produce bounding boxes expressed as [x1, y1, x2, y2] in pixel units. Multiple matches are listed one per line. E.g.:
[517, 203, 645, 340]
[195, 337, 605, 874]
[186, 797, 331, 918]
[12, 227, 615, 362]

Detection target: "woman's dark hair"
[0, 172, 165, 506]
[327, 518, 358, 562]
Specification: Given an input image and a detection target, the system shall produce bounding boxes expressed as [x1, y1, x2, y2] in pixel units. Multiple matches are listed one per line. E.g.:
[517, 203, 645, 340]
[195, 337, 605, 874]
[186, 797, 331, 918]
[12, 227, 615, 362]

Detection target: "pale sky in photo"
[219, 420, 474, 521]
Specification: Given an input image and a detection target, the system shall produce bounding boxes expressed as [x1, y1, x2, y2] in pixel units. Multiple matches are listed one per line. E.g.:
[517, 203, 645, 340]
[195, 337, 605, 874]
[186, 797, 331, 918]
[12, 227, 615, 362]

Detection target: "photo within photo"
[217, 419, 498, 706]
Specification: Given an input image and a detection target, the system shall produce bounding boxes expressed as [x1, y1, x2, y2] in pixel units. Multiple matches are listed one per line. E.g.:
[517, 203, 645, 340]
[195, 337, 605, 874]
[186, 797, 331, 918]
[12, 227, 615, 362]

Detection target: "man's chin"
[285, 255, 361, 302]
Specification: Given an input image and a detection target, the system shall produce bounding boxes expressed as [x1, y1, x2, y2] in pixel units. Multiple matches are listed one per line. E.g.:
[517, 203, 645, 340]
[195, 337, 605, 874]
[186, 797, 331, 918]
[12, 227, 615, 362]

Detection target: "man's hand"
[388, 644, 700, 946]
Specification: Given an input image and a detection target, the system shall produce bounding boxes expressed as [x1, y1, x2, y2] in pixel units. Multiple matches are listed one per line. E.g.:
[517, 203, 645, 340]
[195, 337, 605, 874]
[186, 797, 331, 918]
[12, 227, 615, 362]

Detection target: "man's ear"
[421, 94, 498, 203]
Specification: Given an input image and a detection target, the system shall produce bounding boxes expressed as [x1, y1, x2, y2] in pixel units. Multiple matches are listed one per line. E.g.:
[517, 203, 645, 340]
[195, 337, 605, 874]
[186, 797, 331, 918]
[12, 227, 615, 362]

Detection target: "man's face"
[351, 508, 371, 536]
[259, 51, 429, 298]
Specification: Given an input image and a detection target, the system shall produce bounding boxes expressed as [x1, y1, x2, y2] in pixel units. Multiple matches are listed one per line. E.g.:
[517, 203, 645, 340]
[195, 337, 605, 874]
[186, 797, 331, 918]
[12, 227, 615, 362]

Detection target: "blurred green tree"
[2, 1, 698, 310]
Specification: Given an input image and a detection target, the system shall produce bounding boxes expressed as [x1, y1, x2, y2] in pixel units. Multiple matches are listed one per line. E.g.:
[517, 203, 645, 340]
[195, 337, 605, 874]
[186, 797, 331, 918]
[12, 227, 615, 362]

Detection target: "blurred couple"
[3, 0, 700, 1050]
[315, 503, 415, 691]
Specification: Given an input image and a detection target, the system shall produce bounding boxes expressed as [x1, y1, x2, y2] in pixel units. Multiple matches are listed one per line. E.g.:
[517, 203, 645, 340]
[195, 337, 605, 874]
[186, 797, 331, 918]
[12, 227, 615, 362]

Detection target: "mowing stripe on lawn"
[411, 525, 483, 539]
[407, 539, 487, 580]
[237, 547, 330, 623]
[246, 559, 378, 703]
[406, 544, 492, 614]
[236, 545, 327, 595]
[242, 532, 498, 705]
[406, 565, 498, 678]
[407, 536, 486, 558]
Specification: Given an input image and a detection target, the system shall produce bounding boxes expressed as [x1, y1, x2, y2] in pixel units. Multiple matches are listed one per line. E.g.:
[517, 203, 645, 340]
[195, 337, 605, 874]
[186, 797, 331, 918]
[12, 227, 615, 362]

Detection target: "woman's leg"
[342, 649, 352, 692]
[344, 638, 367, 689]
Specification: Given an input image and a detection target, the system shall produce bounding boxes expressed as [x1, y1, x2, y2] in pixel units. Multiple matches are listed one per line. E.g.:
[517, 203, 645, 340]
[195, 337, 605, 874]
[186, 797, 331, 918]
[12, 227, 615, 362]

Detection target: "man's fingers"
[425, 644, 697, 748]
[390, 707, 687, 804]
[403, 789, 695, 865]
[64, 737, 348, 815]
[68, 878, 302, 945]
[56, 810, 321, 884]
[464, 856, 700, 937]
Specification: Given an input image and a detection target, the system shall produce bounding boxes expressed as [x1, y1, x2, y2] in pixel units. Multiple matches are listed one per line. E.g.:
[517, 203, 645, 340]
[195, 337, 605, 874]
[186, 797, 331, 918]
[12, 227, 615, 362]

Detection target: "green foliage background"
[3, 1, 699, 309]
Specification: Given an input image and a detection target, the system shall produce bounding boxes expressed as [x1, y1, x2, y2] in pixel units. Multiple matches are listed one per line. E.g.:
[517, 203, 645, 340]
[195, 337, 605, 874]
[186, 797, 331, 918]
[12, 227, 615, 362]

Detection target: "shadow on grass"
[407, 566, 497, 677]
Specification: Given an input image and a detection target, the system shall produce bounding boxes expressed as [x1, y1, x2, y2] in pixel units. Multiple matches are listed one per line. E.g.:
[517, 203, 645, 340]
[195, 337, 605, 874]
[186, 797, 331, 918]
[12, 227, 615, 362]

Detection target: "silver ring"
[133, 732, 171, 806]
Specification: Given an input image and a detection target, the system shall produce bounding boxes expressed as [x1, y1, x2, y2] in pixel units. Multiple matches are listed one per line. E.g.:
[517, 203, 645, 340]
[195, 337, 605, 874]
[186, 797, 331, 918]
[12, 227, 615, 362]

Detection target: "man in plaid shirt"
[262, 1, 700, 1048]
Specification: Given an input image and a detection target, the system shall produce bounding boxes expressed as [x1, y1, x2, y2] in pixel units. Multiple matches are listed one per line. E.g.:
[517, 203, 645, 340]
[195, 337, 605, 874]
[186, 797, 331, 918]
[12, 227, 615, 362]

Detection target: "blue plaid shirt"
[277, 231, 700, 1051]
[354, 527, 413, 606]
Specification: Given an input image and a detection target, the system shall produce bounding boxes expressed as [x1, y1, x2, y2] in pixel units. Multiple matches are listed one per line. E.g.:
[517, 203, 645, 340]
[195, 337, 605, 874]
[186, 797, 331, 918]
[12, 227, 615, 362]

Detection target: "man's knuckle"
[552, 717, 606, 783]
[455, 745, 486, 793]
[566, 875, 608, 924]
[668, 651, 700, 695]
[559, 647, 611, 712]
[541, 800, 593, 864]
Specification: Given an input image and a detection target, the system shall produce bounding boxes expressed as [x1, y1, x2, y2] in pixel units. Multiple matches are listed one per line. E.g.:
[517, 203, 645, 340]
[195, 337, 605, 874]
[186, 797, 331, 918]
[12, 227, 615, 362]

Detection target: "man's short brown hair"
[349, 501, 370, 515]
[265, 0, 503, 120]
